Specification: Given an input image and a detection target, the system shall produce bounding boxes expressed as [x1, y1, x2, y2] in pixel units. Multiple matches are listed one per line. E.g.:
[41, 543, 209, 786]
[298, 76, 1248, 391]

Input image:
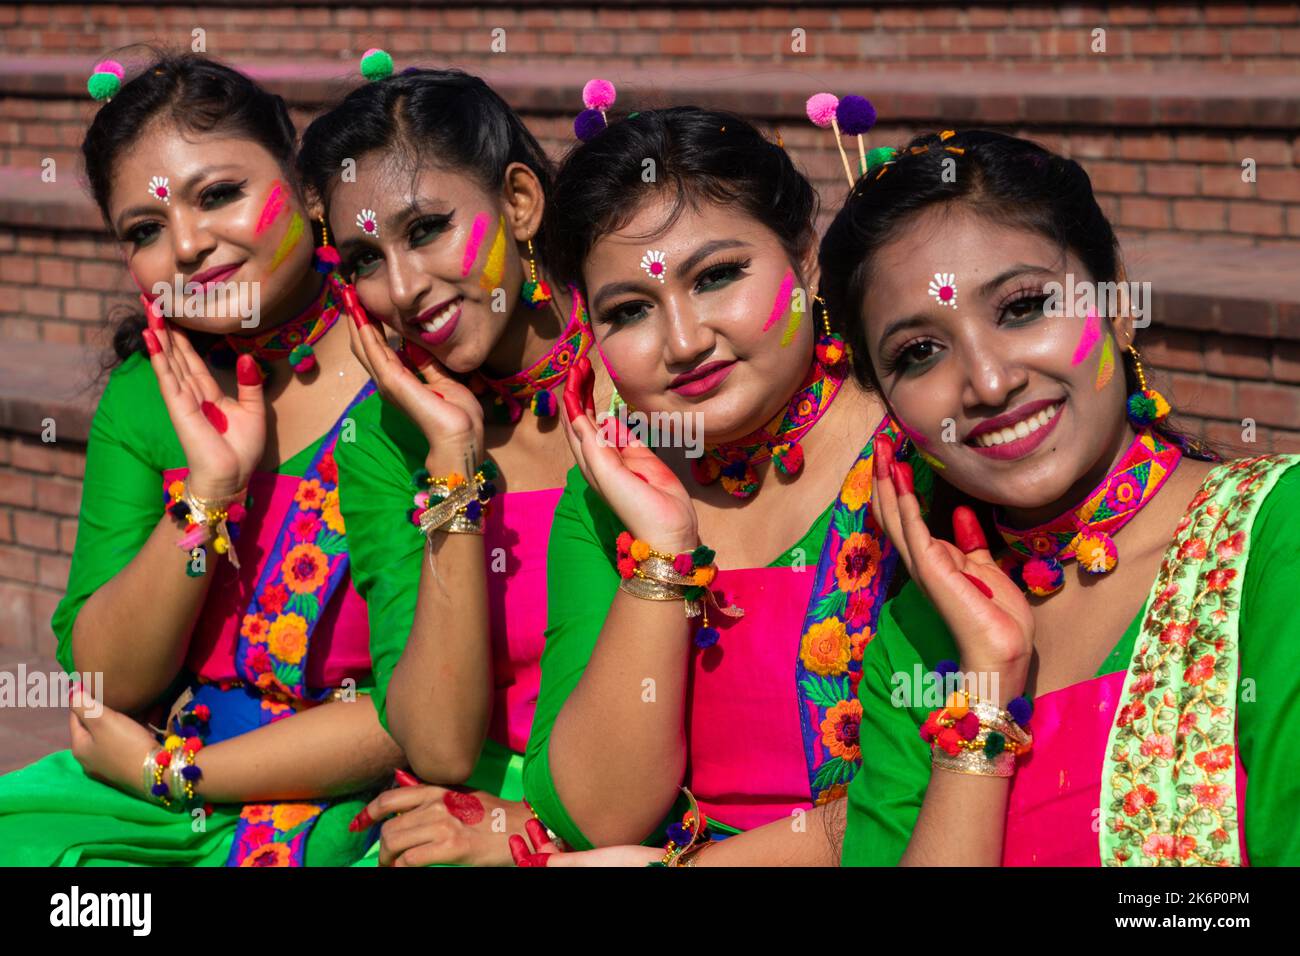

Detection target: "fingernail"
[525, 818, 548, 850]
[893, 461, 913, 496]
[963, 572, 994, 599]
[200, 401, 229, 434]
[953, 506, 989, 554]
[342, 286, 369, 327]
[143, 329, 161, 356]
[508, 833, 529, 866]
[394, 769, 420, 788]
[564, 365, 584, 423]
[236, 355, 262, 386]
[349, 809, 373, 832]
[141, 295, 165, 331]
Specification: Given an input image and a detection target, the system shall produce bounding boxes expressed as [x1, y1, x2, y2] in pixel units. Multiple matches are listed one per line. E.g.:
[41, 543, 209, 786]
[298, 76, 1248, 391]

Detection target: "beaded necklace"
[215, 276, 342, 376]
[475, 287, 592, 423]
[689, 355, 848, 499]
[995, 427, 1183, 596]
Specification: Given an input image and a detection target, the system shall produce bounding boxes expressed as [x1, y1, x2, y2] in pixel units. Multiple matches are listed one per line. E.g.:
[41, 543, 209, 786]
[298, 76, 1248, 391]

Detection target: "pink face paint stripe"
[461, 213, 490, 277]
[762, 271, 795, 332]
[1071, 307, 1101, 366]
[253, 181, 286, 236]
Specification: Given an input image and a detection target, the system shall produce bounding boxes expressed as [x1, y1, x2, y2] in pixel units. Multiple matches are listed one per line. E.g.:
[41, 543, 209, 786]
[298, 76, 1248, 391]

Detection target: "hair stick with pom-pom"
[836, 95, 877, 177]
[806, 93, 854, 188]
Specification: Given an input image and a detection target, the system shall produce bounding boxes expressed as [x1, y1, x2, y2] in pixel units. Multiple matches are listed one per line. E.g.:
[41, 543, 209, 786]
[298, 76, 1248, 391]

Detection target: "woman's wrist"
[185, 471, 248, 501]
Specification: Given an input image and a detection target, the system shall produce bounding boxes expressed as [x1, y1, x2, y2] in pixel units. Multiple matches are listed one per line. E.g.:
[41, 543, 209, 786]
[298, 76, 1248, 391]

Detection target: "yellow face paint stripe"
[1095, 336, 1115, 391]
[779, 306, 802, 347]
[479, 215, 506, 292]
[269, 211, 304, 273]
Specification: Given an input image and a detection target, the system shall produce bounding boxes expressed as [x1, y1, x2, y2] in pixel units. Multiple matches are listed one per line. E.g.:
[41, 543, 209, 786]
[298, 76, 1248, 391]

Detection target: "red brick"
[0, 582, 34, 652]
[1228, 30, 1279, 55]
[1201, 165, 1259, 199]
[1167, 372, 1237, 419]
[1172, 199, 1227, 231]
[1174, 134, 1234, 163]
[1204, 420, 1257, 456]
[1176, 30, 1222, 56]
[55, 449, 86, 480]
[1272, 429, 1300, 454]
[1227, 204, 1284, 236]
[1205, 4, 1252, 25]
[13, 511, 58, 551]
[1232, 136, 1292, 166]
[1129, 30, 1176, 56]
[1236, 381, 1300, 428]
[59, 518, 78, 554]
[0, 545, 37, 584]
[1088, 161, 1143, 194]
[36, 553, 70, 590]
[1118, 133, 1174, 161]
[1144, 163, 1198, 196]
[1118, 196, 1171, 230]
[0, 511, 9, 543]
[9, 437, 59, 473]
[33, 478, 80, 517]
[1204, 338, 1274, 380]
[1274, 342, 1300, 384]
[1255, 171, 1300, 202]
[63, 292, 102, 322]
[1144, 330, 1204, 372]
[0, 472, 35, 508]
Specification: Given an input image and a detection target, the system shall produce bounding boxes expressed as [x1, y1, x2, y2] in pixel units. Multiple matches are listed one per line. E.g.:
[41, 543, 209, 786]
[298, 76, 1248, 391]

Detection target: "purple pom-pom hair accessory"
[574, 108, 606, 142]
[837, 95, 877, 178]
[806, 92, 855, 188]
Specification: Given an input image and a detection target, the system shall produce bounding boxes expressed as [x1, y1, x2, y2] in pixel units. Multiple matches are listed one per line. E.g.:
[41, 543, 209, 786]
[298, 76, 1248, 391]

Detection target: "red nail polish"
[508, 833, 529, 866]
[394, 769, 420, 788]
[953, 506, 989, 554]
[962, 572, 994, 599]
[564, 365, 585, 423]
[143, 329, 161, 356]
[893, 461, 913, 496]
[236, 355, 262, 386]
[349, 809, 373, 832]
[525, 818, 548, 850]
[342, 286, 369, 327]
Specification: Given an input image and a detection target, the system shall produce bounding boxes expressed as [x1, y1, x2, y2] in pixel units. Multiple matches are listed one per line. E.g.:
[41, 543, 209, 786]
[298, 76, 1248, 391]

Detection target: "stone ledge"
[0, 339, 101, 443]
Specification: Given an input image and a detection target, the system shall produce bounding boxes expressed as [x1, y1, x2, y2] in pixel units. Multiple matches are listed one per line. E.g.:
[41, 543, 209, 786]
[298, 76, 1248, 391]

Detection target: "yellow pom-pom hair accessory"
[87, 59, 124, 102]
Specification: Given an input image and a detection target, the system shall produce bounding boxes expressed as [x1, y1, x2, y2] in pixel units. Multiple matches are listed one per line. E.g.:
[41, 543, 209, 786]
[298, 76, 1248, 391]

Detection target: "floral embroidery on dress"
[1102, 454, 1298, 866]
[793, 418, 924, 803]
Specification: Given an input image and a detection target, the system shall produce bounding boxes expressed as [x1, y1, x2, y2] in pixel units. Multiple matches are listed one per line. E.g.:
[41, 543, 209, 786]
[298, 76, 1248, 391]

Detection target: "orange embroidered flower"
[1205, 568, 1237, 592]
[1139, 733, 1174, 759]
[800, 617, 851, 676]
[268, 612, 308, 665]
[1183, 653, 1216, 686]
[240, 613, 270, 644]
[1116, 701, 1146, 727]
[815, 784, 849, 806]
[835, 532, 881, 593]
[240, 843, 293, 867]
[261, 700, 291, 717]
[1141, 833, 1196, 861]
[850, 630, 870, 663]
[820, 699, 862, 761]
[1215, 531, 1245, 561]
[839, 459, 872, 511]
[294, 479, 326, 511]
[272, 804, 321, 831]
[1122, 784, 1158, 816]
[1193, 783, 1228, 808]
[322, 489, 346, 534]
[1159, 622, 1194, 647]
[282, 543, 328, 594]
[1177, 538, 1207, 561]
[240, 804, 273, 823]
[1195, 744, 1234, 773]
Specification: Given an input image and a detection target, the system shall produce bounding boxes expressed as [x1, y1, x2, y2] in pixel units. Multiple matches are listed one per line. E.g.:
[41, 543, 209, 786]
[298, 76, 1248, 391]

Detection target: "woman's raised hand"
[870, 440, 1034, 703]
[342, 287, 483, 472]
[142, 296, 265, 499]
[560, 356, 700, 554]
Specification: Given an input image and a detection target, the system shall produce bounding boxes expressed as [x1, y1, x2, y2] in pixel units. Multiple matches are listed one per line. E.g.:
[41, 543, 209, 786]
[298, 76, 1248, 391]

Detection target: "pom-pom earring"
[313, 218, 342, 274]
[520, 238, 552, 308]
[87, 59, 124, 102]
[813, 294, 847, 370]
[1125, 346, 1171, 427]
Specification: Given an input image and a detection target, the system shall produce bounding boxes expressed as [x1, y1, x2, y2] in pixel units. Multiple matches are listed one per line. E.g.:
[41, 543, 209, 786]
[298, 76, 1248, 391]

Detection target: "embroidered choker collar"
[995, 427, 1182, 596]
[474, 287, 592, 422]
[217, 275, 342, 376]
[689, 354, 848, 499]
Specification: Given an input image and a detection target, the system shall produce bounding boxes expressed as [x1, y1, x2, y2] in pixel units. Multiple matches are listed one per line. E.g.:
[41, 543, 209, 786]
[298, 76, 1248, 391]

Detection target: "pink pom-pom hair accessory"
[582, 78, 616, 117]
[805, 93, 854, 188]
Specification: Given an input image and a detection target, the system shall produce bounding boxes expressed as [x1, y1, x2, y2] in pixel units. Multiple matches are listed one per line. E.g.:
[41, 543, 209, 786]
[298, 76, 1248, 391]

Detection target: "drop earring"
[520, 238, 553, 308]
[1125, 345, 1171, 427]
[813, 294, 847, 369]
[313, 218, 341, 274]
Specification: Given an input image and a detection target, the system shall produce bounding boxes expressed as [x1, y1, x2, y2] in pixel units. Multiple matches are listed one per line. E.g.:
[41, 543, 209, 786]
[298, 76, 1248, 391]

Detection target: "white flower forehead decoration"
[928, 273, 957, 309]
[640, 249, 667, 283]
[147, 176, 171, 205]
[356, 209, 379, 238]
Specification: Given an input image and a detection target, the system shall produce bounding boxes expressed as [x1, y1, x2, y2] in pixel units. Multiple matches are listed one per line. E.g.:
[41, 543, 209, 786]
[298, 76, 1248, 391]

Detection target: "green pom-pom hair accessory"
[864, 146, 897, 175]
[360, 48, 394, 82]
[87, 60, 124, 102]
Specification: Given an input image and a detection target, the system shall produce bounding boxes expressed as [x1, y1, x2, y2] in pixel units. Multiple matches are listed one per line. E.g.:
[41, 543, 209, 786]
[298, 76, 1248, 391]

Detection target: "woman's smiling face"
[862, 203, 1134, 514]
[584, 193, 816, 445]
[109, 120, 313, 334]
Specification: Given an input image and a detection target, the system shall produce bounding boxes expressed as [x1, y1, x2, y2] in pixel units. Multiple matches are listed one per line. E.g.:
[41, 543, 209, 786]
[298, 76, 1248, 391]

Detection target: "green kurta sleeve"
[333, 393, 430, 734]
[1236, 460, 1300, 866]
[522, 464, 836, 850]
[51, 354, 183, 674]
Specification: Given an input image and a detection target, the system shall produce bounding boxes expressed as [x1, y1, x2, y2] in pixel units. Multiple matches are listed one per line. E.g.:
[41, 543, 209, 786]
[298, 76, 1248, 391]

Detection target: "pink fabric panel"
[685, 566, 818, 831]
[165, 468, 372, 687]
[483, 487, 561, 754]
[1003, 670, 1248, 866]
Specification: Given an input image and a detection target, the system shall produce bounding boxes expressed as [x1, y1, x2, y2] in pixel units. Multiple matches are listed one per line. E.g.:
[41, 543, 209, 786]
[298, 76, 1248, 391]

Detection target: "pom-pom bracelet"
[614, 534, 744, 648]
[410, 460, 500, 537]
[920, 687, 1033, 778]
[647, 788, 711, 867]
[164, 479, 248, 571]
[141, 733, 204, 810]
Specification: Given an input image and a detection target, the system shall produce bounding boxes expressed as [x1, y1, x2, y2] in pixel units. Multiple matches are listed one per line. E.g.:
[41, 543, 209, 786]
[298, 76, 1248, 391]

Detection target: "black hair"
[298, 68, 553, 263]
[543, 107, 818, 290]
[82, 51, 298, 366]
[819, 129, 1218, 542]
